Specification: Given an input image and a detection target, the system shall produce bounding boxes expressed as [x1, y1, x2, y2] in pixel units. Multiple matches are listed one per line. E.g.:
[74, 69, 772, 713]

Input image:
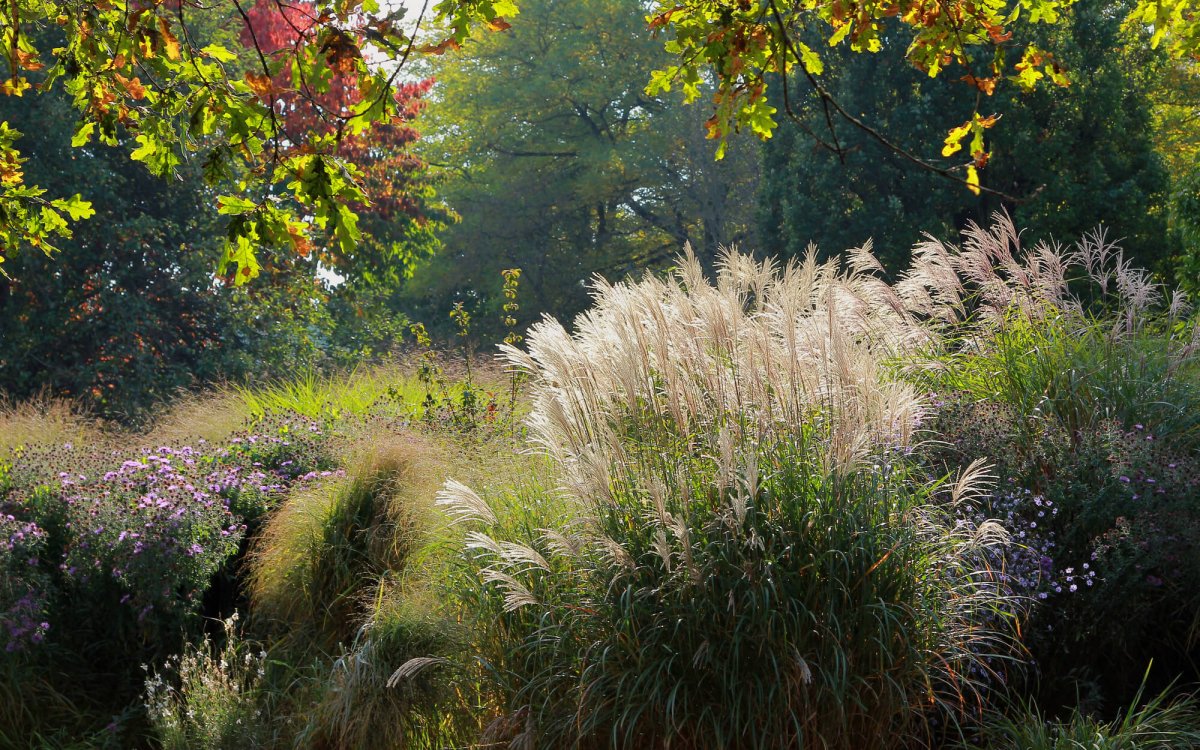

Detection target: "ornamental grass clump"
[975, 681, 1200, 750]
[249, 436, 441, 651]
[901, 215, 1200, 448]
[437, 247, 1019, 749]
[298, 592, 461, 750]
[0, 396, 104, 454]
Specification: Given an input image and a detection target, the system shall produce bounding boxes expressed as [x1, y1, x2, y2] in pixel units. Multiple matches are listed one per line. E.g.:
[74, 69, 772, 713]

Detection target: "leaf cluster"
[0, 0, 499, 280]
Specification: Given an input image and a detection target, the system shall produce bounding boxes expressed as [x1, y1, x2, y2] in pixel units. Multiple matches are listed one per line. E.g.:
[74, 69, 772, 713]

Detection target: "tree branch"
[765, 0, 1027, 203]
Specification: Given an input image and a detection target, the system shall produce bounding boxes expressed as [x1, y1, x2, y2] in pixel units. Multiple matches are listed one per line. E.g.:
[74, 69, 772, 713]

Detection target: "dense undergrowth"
[2, 215, 1199, 748]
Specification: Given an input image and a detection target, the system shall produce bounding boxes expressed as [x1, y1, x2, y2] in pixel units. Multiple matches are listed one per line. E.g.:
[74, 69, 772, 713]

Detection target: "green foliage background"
[759, 3, 1170, 272]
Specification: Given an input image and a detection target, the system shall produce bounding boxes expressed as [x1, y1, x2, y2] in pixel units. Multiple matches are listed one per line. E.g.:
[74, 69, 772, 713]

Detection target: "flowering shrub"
[926, 391, 1200, 706]
[0, 511, 51, 651]
[0, 413, 340, 653]
[210, 413, 338, 528]
[144, 613, 270, 750]
[56, 448, 246, 623]
[957, 485, 1090, 599]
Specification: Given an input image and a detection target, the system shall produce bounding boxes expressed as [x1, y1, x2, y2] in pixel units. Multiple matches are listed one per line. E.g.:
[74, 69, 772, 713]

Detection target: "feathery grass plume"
[447, 245, 1019, 748]
[952, 458, 996, 506]
[437, 479, 496, 525]
[905, 212, 1200, 447]
[387, 656, 450, 688]
[502, 242, 927, 499]
[899, 210, 1186, 336]
[249, 435, 442, 650]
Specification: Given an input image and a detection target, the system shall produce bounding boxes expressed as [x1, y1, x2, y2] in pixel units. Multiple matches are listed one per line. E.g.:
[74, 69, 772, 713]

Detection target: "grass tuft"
[977, 681, 1200, 750]
[248, 435, 443, 651]
[0, 396, 104, 454]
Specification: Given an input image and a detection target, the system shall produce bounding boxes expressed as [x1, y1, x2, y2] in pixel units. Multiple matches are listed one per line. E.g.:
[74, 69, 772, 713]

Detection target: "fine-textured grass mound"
[0, 396, 105, 454]
[248, 436, 443, 651]
[978, 684, 1200, 750]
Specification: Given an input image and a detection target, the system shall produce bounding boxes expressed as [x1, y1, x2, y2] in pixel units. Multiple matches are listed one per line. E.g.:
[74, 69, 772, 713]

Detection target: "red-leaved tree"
[239, 0, 443, 284]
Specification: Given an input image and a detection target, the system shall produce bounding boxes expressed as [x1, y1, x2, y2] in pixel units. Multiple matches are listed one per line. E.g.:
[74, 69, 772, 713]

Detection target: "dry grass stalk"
[0, 395, 105, 454]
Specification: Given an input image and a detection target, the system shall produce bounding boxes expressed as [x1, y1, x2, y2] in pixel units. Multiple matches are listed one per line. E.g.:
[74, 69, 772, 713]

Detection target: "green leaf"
[219, 233, 262, 285]
[647, 68, 674, 95]
[798, 43, 824, 75]
[129, 134, 158, 163]
[38, 206, 69, 236]
[969, 126, 985, 158]
[333, 204, 361, 253]
[50, 195, 95, 221]
[217, 195, 258, 215]
[941, 121, 972, 157]
[71, 122, 95, 148]
[493, 0, 519, 17]
[745, 99, 778, 138]
[201, 44, 238, 63]
[828, 23, 852, 47]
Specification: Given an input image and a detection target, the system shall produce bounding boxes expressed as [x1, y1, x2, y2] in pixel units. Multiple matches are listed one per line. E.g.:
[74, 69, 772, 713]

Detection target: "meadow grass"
[915, 312, 1200, 450]
[141, 388, 256, 446]
[295, 588, 461, 750]
[234, 366, 425, 422]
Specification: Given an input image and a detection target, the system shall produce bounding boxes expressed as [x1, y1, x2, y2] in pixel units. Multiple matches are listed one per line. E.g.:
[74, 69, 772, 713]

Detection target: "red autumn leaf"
[14, 48, 44, 71]
[321, 31, 362, 74]
[237, 0, 438, 250]
[962, 74, 997, 94]
[649, 7, 682, 30]
[984, 22, 1012, 43]
[288, 226, 312, 257]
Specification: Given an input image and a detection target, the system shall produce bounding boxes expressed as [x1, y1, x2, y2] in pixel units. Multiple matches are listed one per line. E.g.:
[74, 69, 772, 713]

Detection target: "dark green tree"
[0, 32, 444, 420]
[0, 80, 236, 420]
[759, 2, 1170, 273]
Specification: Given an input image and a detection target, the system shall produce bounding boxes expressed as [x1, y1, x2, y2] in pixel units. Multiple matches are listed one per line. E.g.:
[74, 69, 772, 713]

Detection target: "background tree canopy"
[402, 0, 760, 335]
[1, 0, 1197, 274]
